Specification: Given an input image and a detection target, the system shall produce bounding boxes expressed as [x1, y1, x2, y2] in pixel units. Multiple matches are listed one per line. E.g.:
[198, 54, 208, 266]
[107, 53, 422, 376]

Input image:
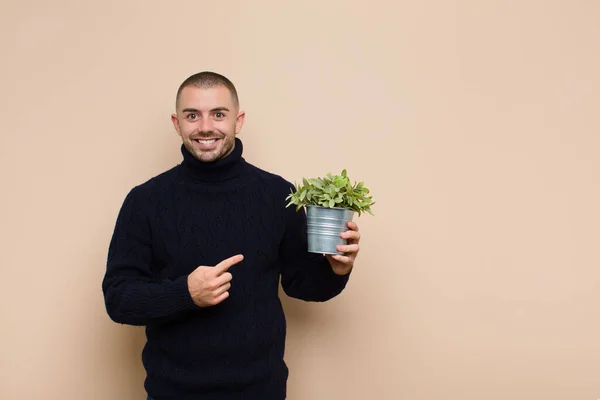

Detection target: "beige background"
[1, 1, 599, 399]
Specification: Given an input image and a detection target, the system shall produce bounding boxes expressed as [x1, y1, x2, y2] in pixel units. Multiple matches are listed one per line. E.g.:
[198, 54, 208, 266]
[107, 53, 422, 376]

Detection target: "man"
[102, 71, 361, 399]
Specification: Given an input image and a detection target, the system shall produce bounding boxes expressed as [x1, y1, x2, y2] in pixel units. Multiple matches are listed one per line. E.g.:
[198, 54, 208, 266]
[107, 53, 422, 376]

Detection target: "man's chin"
[184, 139, 234, 163]
[195, 151, 220, 163]
[183, 142, 215, 162]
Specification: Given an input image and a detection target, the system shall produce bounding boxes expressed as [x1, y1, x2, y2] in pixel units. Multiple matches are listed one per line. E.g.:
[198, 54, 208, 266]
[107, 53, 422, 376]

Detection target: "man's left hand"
[325, 221, 360, 275]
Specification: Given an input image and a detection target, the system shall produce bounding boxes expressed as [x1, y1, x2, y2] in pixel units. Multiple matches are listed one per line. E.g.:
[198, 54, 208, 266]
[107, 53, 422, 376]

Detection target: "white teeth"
[197, 139, 216, 144]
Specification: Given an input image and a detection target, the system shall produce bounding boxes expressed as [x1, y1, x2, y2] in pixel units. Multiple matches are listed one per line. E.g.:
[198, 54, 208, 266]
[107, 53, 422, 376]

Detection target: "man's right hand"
[187, 254, 244, 307]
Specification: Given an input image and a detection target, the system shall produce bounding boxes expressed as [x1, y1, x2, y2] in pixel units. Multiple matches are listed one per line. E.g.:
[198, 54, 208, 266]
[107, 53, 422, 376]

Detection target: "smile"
[193, 138, 221, 149]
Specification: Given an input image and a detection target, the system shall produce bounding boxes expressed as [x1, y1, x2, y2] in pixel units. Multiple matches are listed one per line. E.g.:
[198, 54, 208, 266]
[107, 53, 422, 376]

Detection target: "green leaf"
[282, 171, 374, 215]
[310, 179, 323, 190]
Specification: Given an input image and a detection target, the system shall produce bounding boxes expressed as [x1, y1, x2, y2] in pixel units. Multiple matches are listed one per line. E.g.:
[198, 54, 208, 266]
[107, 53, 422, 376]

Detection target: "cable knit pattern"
[102, 138, 350, 399]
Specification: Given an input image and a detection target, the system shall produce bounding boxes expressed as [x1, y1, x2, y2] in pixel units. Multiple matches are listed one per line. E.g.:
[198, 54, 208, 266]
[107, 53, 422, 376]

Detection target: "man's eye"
[187, 113, 197, 120]
[215, 112, 224, 118]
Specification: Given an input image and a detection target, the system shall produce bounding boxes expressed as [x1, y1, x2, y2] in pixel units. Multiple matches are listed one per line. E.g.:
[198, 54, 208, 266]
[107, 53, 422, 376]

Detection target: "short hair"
[175, 71, 239, 110]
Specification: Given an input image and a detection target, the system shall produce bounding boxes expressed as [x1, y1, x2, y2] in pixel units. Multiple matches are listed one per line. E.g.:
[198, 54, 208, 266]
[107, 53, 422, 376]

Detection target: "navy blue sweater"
[102, 138, 350, 399]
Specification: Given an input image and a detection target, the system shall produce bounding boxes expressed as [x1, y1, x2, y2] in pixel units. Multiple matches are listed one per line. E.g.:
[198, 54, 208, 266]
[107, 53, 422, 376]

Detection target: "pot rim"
[305, 204, 354, 212]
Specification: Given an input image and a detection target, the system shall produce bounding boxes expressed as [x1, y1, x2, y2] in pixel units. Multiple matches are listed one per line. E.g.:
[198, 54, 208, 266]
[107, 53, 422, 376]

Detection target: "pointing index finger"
[215, 254, 244, 274]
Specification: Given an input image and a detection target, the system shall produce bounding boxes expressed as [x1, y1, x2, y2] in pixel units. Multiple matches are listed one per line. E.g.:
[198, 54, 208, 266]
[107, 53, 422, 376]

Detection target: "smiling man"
[172, 75, 244, 163]
[102, 71, 361, 399]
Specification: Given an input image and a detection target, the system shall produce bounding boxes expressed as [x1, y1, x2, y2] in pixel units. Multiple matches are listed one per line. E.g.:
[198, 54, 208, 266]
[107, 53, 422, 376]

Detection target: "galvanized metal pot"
[306, 205, 355, 255]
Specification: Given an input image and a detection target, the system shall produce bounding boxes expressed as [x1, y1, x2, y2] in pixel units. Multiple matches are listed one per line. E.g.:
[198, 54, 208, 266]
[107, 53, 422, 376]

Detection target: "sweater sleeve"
[279, 185, 351, 302]
[102, 187, 198, 326]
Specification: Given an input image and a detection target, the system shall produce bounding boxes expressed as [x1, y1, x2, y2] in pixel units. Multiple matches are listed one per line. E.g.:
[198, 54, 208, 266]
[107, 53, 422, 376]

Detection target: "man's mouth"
[193, 138, 221, 148]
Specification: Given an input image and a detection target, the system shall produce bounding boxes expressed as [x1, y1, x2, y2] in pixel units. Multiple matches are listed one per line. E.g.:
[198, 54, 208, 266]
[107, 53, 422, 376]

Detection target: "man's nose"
[199, 117, 214, 132]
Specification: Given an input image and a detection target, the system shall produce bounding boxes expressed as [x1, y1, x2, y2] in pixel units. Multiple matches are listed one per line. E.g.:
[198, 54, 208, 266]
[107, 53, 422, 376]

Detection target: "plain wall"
[1, 1, 599, 399]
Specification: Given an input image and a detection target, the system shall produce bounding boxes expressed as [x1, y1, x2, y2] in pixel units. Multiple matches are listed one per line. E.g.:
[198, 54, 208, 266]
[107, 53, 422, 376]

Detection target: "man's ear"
[171, 114, 182, 137]
[235, 111, 246, 135]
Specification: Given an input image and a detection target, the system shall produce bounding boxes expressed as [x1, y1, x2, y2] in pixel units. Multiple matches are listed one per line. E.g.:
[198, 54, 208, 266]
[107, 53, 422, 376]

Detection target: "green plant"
[285, 169, 375, 216]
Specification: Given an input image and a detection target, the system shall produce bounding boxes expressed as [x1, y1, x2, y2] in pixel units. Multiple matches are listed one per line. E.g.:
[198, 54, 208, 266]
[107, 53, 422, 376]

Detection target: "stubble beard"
[184, 135, 235, 163]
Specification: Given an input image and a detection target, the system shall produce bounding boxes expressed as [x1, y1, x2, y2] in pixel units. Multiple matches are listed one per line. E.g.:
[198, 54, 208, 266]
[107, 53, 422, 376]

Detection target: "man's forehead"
[178, 85, 234, 107]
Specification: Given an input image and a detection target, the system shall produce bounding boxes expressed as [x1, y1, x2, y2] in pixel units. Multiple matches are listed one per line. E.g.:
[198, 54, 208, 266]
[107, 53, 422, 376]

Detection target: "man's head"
[171, 71, 245, 163]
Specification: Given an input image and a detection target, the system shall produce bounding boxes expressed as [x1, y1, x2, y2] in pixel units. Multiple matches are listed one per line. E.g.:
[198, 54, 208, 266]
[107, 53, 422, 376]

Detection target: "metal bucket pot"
[306, 205, 355, 255]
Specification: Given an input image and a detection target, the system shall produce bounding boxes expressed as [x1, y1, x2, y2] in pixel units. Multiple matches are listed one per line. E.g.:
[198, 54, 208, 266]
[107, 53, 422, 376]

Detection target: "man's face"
[171, 85, 245, 163]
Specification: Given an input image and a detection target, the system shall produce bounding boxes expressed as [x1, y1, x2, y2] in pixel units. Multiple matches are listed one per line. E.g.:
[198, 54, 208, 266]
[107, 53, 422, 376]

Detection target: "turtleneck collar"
[180, 137, 247, 182]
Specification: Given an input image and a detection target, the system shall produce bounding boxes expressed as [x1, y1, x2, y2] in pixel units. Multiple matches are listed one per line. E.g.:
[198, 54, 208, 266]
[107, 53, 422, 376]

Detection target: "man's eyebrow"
[181, 107, 230, 113]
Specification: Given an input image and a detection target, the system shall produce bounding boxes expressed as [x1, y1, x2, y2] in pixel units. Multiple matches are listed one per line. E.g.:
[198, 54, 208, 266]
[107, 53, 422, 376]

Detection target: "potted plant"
[285, 169, 375, 255]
